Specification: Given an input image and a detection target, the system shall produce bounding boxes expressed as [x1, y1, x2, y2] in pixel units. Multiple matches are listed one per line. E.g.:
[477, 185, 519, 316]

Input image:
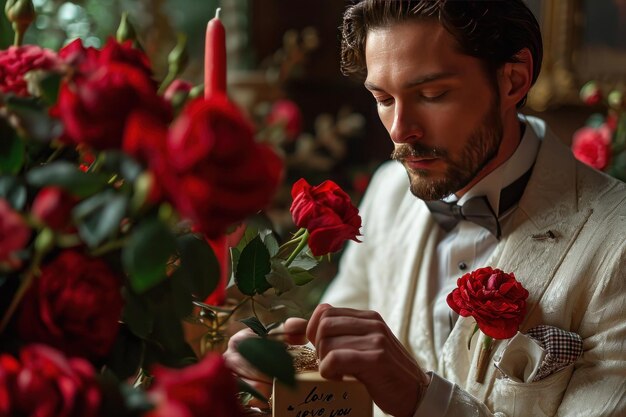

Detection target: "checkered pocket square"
[526, 325, 583, 382]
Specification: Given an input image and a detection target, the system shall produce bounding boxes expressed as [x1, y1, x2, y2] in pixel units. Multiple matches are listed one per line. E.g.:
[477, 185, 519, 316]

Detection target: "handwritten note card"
[273, 371, 373, 417]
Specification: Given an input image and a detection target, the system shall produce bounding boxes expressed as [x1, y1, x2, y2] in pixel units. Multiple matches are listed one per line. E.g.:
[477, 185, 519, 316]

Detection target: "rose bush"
[0, 3, 362, 415]
[290, 178, 361, 256]
[446, 267, 529, 339]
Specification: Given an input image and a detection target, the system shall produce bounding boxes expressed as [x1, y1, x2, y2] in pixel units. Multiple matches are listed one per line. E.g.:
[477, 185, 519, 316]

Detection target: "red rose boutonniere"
[446, 266, 529, 383]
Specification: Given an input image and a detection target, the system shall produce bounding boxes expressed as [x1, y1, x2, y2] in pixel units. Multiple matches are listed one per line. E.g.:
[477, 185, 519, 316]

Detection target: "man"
[226, 1, 626, 416]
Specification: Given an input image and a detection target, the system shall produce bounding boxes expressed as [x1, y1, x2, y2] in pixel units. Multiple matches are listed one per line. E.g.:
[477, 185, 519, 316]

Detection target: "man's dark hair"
[341, 0, 543, 107]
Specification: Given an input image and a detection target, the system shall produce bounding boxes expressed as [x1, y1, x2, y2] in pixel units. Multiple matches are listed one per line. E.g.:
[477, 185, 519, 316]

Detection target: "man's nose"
[389, 103, 423, 144]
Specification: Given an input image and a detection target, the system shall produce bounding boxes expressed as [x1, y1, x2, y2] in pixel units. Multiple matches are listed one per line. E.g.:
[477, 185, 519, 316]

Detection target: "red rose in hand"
[17, 251, 124, 361]
[31, 187, 79, 231]
[290, 178, 362, 256]
[0, 45, 62, 96]
[572, 125, 613, 170]
[147, 354, 244, 417]
[446, 267, 529, 339]
[0, 345, 101, 417]
[0, 199, 30, 270]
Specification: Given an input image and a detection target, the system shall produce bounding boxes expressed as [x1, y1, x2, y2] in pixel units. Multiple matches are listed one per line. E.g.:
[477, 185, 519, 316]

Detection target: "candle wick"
[215, 7, 221, 20]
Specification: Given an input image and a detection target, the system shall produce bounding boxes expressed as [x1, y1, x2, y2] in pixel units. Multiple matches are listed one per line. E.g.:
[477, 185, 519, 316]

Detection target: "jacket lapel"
[440, 129, 593, 401]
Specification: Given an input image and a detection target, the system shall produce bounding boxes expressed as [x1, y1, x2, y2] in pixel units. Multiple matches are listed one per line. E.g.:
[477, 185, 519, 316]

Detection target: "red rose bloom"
[59, 38, 152, 77]
[0, 345, 101, 417]
[147, 353, 244, 417]
[290, 178, 362, 256]
[0, 45, 62, 96]
[572, 125, 612, 170]
[17, 251, 124, 361]
[52, 62, 171, 150]
[31, 187, 79, 231]
[446, 267, 529, 339]
[125, 95, 283, 238]
[0, 199, 30, 270]
[52, 38, 169, 150]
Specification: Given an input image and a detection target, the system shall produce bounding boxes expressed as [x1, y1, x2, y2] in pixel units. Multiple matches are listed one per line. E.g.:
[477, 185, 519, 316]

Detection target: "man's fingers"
[283, 317, 308, 344]
[306, 303, 334, 344]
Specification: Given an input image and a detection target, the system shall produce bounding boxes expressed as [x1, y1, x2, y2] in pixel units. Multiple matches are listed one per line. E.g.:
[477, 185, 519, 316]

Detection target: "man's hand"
[305, 303, 431, 417]
[223, 319, 309, 407]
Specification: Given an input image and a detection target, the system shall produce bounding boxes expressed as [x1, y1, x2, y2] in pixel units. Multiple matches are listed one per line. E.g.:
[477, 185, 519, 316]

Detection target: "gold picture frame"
[527, 0, 626, 111]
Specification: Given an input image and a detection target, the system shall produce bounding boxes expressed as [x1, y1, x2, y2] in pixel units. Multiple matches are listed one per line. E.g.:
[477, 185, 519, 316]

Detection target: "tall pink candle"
[204, 7, 228, 305]
[204, 7, 226, 97]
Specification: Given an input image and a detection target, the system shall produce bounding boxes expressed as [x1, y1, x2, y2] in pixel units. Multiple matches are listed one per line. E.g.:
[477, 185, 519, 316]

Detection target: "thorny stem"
[0, 251, 44, 334]
[90, 238, 128, 257]
[284, 230, 309, 267]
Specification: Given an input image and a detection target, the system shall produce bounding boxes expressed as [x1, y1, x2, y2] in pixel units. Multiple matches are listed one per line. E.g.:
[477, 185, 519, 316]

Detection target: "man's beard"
[390, 102, 503, 201]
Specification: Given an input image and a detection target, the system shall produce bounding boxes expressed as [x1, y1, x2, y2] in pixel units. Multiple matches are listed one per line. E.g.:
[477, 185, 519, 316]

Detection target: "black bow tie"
[425, 167, 533, 239]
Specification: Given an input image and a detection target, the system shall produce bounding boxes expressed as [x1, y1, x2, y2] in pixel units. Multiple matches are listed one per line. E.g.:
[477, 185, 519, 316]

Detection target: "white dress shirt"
[414, 115, 541, 417]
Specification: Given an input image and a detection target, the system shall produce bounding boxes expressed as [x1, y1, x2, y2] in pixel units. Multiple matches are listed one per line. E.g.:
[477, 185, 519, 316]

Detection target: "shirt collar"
[455, 114, 541, 215]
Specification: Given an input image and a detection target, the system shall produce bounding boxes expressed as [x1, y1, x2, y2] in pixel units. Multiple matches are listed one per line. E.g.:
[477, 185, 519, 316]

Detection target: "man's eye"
[376, 97, 394, 107]
[421, 91, 448, 101]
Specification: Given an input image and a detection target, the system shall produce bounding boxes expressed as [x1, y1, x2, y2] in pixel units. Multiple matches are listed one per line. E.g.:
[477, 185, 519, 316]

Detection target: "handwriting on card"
[273, 374, 372, 417]
[287, 386, 351, 417]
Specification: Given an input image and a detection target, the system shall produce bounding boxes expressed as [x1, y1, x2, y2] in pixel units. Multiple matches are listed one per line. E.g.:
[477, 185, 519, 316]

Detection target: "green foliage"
[123, 218, 177, 293]
[235, 235, 272, 296]
[237, 338, 296, 387]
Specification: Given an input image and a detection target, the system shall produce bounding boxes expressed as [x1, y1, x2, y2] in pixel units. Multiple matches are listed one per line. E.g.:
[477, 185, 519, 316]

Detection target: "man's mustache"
[390, 144, 445, 160]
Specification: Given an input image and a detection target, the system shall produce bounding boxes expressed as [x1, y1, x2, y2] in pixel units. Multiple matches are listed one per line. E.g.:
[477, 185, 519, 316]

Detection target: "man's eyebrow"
[364, 72, 458, 91]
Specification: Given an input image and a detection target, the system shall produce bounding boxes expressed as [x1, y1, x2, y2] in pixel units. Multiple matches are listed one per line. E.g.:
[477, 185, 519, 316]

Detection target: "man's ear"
[499, 48, 533, 110]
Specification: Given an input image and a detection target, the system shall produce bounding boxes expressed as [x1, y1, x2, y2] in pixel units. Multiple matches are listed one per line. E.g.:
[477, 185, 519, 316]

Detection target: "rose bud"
[266, 99, 303, 141]
[580, 81, 602, 106]
[31, 187, 79, 231]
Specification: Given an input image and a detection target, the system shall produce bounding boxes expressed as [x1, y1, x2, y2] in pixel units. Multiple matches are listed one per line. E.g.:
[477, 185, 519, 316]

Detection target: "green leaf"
[174, 234, 220, 299]
[27, 161, 109, 197]
[239, 316, 268, 337]
[0, 176, 26, 210]
[100, 151, 143, 182]
[263, 232, 279, 257]
[265, 259, 295, 295]
[121, 288, 154, 338]
[237, 378, 269, 404]
[5, 95, 62, 142]
[468, 323, 480, 350]
[235, 235, 271, 296]
[237, 338, 295, 387]
[38, 72, 62, 106]
[229, 247, 241, 278]
[170, 273, 194, 318]
[123, 218, 176, 293]
[235, 225, 260, 253]
[289, 252, 319, 271]
[0, 119, 24, 175]
[73, 190, 127, 248]
[104, 324, 143, 380]
[288, 267, 316, 286]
